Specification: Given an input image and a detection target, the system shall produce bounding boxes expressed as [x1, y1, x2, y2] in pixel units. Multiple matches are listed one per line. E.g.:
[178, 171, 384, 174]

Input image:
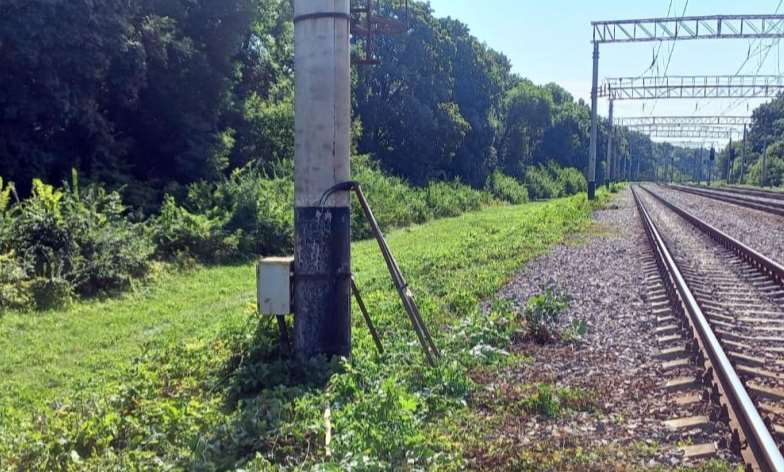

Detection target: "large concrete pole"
[588, 41, 599, 200]
[605, 98, 614, 188]
[293, 0, 352, 359]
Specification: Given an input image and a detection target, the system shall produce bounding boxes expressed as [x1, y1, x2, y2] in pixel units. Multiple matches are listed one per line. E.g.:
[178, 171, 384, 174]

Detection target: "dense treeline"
[715, 95, 784, 187]
[2, 0, 673, 202]
[1, 0, 693, 310]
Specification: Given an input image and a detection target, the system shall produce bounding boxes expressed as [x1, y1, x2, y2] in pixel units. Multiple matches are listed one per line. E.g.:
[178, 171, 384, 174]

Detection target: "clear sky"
[426, 0, 784, 144]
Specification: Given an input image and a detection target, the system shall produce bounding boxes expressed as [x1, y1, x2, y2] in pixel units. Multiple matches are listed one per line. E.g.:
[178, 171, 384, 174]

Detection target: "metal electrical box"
[257, 256, 294, 315]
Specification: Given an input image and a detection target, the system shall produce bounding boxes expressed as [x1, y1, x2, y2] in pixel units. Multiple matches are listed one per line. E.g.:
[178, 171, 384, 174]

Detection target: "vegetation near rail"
[0, 156, 586, 311]
[0, 193, 607, 470]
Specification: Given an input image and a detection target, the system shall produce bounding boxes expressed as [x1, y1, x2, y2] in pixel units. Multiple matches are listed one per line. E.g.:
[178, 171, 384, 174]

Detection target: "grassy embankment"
[2, 192, 613, 470]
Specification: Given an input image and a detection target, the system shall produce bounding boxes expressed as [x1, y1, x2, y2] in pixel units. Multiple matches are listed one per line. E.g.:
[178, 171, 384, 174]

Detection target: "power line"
[721, 0, 784, 116]
[650, 0, 688, 115]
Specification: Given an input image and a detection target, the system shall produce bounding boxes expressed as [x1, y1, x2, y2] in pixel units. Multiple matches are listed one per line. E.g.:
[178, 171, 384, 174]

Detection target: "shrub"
[352, 156, 431, 239]
[152, 195, 240, 263]
[3, 173, 153, 309]
[485, 170, 529, 204]
[524, 163, 587, 200]
[424, 181, 489, 218]
[152, 166, 294, 263]
[151, 158, 501, 263]
[747, 155, 784, 187]
[523, 287, 570, 343]
[553, 165, 587, 195]
[524, 165, 563, 200]
[0, 251, 30, 311]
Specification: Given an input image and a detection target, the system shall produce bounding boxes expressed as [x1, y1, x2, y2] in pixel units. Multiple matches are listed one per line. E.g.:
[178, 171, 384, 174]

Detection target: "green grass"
[1, 192, 613, 470]
[0, 264, 255, 409]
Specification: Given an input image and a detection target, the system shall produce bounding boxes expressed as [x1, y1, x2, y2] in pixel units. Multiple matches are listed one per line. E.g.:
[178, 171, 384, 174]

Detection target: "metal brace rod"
[321, 181, 440, 365]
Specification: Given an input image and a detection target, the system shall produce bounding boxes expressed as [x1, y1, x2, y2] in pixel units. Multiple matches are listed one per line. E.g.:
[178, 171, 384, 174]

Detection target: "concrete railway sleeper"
[632, 185, 784, 471]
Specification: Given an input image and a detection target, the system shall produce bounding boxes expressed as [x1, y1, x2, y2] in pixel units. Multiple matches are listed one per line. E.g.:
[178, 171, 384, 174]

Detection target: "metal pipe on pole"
[293, 0, 352, 359]
[588, 41, 599, 200]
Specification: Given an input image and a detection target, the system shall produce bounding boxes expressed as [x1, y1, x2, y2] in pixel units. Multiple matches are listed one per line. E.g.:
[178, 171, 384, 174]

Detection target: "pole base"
[294, 206, 352, 359]
[588, 181, 596, 200]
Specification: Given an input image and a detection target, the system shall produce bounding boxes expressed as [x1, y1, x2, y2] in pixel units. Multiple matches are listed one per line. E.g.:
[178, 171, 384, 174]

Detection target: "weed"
[523, 287, 570, 343]
[562, 318, 588, 343]
[521, 384, 597, 418]
[523, 384, 562, 417]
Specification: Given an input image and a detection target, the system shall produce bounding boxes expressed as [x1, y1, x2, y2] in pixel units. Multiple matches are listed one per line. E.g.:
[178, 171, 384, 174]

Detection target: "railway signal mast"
[588, 15, 784, 199]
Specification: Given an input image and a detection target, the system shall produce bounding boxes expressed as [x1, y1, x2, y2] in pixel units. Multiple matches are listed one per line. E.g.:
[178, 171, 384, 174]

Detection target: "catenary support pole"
[763, 138, 769, 187]
[635, 147, 641, 181]
[740, 124, 747, 184]
[726, 137, 733, 183]
[293, 0, 352, 359]
[606, 98, 614, 188]
[588, 41, 599, 199]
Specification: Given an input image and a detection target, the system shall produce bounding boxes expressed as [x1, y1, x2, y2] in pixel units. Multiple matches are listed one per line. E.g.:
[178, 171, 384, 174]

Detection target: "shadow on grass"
[191, 319, 342, 469]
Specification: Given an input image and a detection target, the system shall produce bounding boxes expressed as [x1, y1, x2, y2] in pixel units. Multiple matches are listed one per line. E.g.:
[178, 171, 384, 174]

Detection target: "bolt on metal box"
[257, 256, 294, 316]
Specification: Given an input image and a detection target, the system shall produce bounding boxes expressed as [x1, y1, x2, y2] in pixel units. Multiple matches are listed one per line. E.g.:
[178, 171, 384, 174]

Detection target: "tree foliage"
[1, 0, 682, 208]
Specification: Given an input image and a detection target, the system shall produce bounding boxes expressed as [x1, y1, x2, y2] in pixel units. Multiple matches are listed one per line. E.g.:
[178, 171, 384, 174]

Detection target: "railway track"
[632, 185, 784, 471]
[721, 186, 784, 202]
[667, 184, 784, 217]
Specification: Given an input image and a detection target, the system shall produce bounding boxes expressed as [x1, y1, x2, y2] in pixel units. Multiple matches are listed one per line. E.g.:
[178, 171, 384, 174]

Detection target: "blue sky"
[426, 0, 784, 142]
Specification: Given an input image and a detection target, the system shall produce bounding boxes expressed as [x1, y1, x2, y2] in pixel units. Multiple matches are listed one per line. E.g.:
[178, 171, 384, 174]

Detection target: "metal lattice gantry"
[616, 115, 752, 127]
[593, 15, 784, 43]
[650, 139, 725, 149]
[599, 75, 784, 100]
[587, 14, 784, 199]
[639, 127, 739, 139]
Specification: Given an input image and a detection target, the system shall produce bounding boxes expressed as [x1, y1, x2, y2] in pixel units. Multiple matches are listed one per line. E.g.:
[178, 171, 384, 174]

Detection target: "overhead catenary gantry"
[640, 127, 740, 139]
[600, 75, 784, 100]
[617, 115, 752, 127]
[587, 14, 784, 199]
[593, 15, 784, 43]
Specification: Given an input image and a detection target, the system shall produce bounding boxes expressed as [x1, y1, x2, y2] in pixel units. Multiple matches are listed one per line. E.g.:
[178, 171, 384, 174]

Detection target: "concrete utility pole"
[293, 0, 352, 359]
[606, 98, 614, 188]
[588, 42, 599, 199]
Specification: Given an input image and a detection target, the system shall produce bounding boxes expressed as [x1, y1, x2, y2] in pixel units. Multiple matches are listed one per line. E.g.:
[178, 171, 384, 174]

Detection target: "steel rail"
[669, 184, 784, 217]
[721, 185, 784, 202]
[642, 185, 784, 289]
[632, 186, 784, 472]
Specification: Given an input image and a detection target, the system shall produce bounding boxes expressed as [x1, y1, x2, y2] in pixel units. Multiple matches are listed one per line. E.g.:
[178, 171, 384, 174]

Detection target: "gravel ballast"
[466, 188, 740, 469]
[651, 184, 784, 264]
